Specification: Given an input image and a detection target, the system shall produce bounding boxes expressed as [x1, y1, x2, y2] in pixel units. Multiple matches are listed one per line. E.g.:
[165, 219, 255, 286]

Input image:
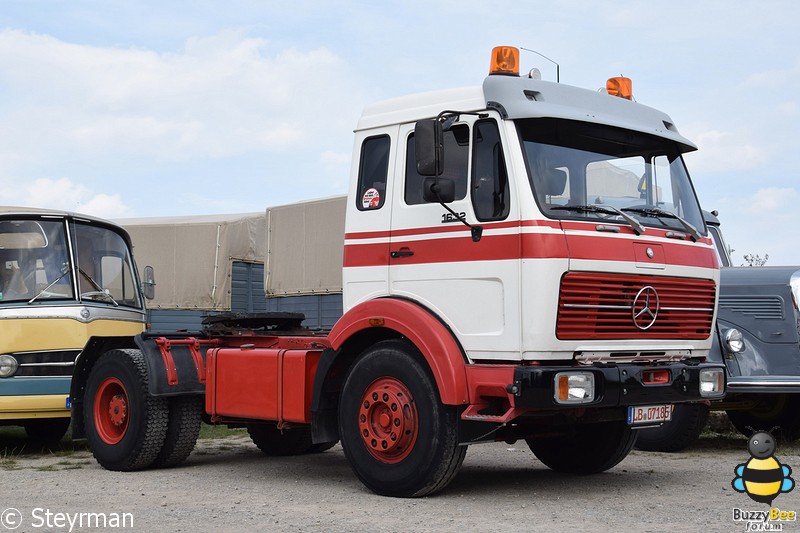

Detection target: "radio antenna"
[520, 47, 560, 83]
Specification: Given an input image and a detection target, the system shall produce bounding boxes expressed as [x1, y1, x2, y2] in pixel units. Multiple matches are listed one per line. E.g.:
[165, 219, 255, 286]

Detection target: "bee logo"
[732, 430, 795, 505]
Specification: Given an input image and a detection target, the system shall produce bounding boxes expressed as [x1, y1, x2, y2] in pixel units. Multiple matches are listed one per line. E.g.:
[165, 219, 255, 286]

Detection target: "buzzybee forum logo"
[730, 429, 797, 531]
[732, 429, 795, 505]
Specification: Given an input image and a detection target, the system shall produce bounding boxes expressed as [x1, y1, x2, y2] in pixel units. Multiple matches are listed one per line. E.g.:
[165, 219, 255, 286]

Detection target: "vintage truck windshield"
[0, 218, 142, 309]
[518, 118, 705, 235]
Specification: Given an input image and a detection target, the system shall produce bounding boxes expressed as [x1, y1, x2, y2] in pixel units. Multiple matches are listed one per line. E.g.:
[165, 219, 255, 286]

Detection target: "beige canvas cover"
[116, 196, 345, 309]
[118, 212, 267, 310]
[265, 196, 345, 296]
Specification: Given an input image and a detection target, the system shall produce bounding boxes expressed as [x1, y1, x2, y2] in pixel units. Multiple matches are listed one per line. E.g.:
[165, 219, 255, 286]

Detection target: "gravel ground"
[2, 426, 800, 533]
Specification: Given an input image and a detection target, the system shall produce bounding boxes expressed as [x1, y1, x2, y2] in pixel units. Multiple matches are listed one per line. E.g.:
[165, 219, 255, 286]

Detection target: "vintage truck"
[637, 210, 800, 451]
[69, 46, 725, 497]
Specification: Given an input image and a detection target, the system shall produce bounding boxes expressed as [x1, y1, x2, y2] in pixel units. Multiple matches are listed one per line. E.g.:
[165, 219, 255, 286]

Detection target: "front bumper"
[512, 362, 726, 409]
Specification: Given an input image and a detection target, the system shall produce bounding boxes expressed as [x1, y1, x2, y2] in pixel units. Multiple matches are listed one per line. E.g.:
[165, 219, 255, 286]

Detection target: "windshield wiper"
[27, 268, 70, 304]
[79, 268, 119, 306]
[621, 206, 701, 241]
[550, 204, 645, 235]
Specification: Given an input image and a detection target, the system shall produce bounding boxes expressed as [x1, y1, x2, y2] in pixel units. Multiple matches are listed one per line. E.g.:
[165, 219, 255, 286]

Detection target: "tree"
[742, 253, 769, 267]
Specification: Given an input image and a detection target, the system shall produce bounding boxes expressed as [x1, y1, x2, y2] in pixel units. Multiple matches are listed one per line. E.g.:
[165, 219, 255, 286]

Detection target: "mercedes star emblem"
[632, 286, 659, 330]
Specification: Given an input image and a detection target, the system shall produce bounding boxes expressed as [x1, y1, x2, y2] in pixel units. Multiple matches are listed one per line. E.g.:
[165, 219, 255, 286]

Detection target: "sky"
[0, 1, 798, 265]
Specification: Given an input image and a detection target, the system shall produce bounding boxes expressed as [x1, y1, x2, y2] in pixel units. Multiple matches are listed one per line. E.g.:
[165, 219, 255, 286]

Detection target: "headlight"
[699, 368, 725, 398]
[554, 371, 595, 404]
[724, 328, 745, 353]
[0, 355, 19, 377]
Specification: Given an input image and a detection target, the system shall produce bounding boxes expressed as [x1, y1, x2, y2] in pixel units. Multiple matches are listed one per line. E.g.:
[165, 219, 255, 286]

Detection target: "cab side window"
[356, 135, 390, 211]
[471, 120, 509, 221]
[404, 124, 469, 205]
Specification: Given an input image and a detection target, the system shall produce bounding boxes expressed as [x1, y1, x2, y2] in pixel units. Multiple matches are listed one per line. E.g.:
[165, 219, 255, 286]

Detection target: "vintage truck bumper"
[511, 362, 726, 409]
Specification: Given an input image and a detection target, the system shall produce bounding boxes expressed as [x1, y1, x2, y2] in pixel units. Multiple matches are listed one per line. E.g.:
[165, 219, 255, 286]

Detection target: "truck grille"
[10, 350, 79, 377]
[718, 296, 784, 320]
[556, 272, 716, 340]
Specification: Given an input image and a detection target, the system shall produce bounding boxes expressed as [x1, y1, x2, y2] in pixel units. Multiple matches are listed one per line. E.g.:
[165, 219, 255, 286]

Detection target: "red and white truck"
[70, 46, 725, 497]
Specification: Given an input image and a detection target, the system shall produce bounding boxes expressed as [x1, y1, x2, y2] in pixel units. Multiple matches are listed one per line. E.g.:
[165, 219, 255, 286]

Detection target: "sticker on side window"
[362, 188, 381, 209]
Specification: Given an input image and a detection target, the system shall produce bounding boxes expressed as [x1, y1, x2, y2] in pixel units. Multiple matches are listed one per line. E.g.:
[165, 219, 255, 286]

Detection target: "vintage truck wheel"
[84, 349, 168, 471]
[635, 403, 710, 452]
[727, 394, 800, 441]
[527, 420, 637, 473]
[152, 395, 204, 468]
[24, 418, 71, 443]
[338, 340, 466, 497]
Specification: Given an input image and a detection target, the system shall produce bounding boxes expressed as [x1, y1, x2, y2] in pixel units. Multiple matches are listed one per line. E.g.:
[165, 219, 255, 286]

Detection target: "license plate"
[627, 404, 672, 425]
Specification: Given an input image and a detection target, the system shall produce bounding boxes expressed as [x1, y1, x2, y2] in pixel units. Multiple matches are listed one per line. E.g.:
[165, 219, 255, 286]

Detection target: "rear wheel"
[24, 418, 71, 443]
[338, 340, 466, 497]
[247, 424, 314, 456]
[727, 394, 800, 441]
[527, 420, 637, 473]
[152, 395, 204, 468]
[635, 403, 710, 452]
[84, 349, 168, 471]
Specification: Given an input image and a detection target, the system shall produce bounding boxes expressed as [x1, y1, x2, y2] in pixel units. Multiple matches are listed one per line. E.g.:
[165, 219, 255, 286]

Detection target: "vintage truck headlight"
[699, 368, 725, 398]
[0, 355, 19, 377]
[724, 328, 745, 353]
[554, 371, 595, 404]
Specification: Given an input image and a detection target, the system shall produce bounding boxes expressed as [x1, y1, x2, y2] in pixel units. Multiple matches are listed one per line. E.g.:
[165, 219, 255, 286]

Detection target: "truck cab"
[0, 208, 147, 442]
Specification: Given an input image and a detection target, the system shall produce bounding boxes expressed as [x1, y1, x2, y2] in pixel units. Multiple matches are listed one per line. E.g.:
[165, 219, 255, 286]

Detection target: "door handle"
[390, 248, 414, 258]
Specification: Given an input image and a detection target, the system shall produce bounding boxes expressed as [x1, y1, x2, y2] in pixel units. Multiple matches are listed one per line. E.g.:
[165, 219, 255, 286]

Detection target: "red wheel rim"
[93, 377, 129, 445]
[358, 377, 418, 464]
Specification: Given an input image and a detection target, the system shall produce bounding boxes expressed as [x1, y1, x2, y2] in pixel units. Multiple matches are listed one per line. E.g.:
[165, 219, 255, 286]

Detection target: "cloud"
[0, 177, 130, 219]
[744, 186, 799, 214]
[0, 29, 363, 163]
[682, 126, 764, 175]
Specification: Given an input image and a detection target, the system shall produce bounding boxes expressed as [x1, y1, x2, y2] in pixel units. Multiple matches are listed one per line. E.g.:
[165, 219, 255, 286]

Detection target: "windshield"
[0, 219, 73, 303]
[73, 222, 142, 309]
[0, 217, 142, 308]
[518, 118, 705, 234]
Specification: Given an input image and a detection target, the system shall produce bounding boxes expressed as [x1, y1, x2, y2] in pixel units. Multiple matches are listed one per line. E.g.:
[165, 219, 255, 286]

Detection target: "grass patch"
[198, 423, 247, 440]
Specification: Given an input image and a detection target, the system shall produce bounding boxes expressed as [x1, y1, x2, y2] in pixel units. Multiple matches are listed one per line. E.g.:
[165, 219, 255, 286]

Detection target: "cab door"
[387, 116, 521, 361]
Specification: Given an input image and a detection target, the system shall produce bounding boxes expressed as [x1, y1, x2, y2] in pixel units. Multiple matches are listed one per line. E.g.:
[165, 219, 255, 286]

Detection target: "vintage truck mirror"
[142, 265, 156, 300]
[422, 177, 456, 204]
[414, 119, 443, 177]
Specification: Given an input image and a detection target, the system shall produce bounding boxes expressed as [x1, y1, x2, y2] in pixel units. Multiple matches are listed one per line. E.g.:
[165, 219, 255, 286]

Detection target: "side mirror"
[142, 265, 156, 300]
[415, 119, 442, 177]
[422, 177, 455, 204]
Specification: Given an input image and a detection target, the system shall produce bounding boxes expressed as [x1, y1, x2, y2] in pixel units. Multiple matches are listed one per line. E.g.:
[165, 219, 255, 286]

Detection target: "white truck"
[70, 46, 725, 497]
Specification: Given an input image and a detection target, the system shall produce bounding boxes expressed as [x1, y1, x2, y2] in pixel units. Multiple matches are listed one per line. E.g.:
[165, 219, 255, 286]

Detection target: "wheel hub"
[358, 377, 418, 464]
[93, 377, 129, 445]
[108, 394, 128, 427]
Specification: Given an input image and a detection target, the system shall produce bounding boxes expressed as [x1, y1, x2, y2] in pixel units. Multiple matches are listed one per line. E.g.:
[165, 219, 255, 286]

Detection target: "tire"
[727, 394, 800, 442]
[338, 339, 466, 497]
[247, 423, 314, 456]
[635, 403, 710, 452]
[24, 418, 71, 443]
[308, 440, 338, 454]
[527, 420, 637, 474]
[83, 349, 169, 471]
[152, 395, 204, 468]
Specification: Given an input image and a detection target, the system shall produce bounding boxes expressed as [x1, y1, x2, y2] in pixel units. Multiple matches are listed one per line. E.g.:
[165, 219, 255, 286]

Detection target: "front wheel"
[84, 349, 169, 471]
[24, 418, 71, 443]
[338, 340, 466, 497]
[527, 420, 637, 473]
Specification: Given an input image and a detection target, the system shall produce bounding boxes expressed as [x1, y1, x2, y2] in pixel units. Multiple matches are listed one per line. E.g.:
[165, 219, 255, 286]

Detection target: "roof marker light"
[606, 76, 633, 100]
[490, 46, 520, 76]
